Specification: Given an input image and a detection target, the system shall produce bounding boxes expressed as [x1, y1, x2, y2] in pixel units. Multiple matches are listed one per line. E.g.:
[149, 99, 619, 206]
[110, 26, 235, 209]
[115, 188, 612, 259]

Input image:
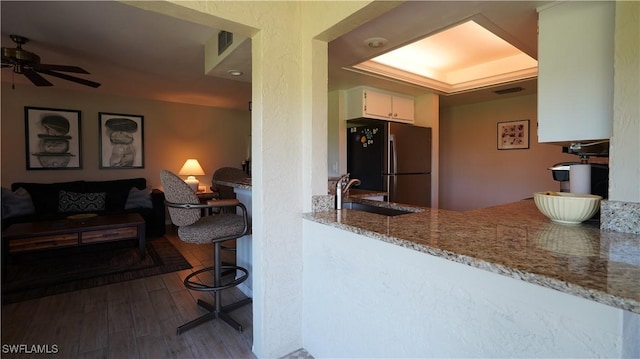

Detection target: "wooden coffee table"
[2, 213, 146, 278]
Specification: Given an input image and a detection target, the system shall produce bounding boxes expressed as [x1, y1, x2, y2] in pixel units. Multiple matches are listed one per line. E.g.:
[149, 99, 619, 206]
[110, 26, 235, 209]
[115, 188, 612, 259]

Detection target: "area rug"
[2, 237, 192, 304]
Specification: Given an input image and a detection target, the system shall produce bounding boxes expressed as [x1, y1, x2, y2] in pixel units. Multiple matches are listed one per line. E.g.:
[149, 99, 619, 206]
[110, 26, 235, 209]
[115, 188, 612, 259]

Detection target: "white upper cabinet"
[360, 89, 393, 119]
[346, 87, 415, 123]
[389, 95, 415, 123]
[537, 1, 614, 143]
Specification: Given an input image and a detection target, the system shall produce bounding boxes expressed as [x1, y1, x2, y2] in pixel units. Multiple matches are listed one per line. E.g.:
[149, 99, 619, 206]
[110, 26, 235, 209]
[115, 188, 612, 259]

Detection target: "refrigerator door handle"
[384, 175, 390, 200]
[383, 175, 396, 203]
[387, 133, 398, 202]
[392, 175, 397, 202]
[389, 134, 397, 174]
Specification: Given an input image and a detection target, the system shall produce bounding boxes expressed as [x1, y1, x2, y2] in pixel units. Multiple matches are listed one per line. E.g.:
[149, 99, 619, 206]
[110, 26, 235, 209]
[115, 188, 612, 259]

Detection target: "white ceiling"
[1, 1, 548, 111]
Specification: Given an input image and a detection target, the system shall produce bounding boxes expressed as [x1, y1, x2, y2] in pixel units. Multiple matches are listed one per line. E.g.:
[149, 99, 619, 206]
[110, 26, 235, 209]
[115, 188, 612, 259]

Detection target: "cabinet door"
[364, 90, 392, 119]
[537, 1, 613, 142]
[391, 96, 414, 123]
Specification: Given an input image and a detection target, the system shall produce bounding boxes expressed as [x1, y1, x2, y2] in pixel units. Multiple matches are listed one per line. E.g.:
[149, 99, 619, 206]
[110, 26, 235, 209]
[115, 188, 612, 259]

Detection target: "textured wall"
[142, 1, 380, 357]
[303, 220, 636, 358]
[610, 1, 640, 202]
[327, 90, 342, 177]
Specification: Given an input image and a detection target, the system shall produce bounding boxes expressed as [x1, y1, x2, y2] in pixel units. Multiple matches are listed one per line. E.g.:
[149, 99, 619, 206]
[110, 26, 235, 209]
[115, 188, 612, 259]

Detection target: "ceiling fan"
[1, 34, 101, 88]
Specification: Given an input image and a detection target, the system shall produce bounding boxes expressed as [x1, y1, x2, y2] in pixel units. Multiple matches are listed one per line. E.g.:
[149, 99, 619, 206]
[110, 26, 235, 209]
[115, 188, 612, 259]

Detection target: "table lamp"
[178, 159, 205, 192]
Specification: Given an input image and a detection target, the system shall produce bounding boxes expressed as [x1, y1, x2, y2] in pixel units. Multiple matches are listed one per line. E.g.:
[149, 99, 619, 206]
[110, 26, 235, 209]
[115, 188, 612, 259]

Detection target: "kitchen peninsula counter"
[212, 176, 252, 190]
[303, 199, 640, 314]
[211, 176, 638, 355]
[213, 176, 639, 313]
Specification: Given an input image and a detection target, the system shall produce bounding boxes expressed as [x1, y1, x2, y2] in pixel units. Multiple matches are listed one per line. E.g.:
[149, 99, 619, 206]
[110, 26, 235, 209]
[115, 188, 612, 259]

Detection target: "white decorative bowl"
[533, 191, 602, 225]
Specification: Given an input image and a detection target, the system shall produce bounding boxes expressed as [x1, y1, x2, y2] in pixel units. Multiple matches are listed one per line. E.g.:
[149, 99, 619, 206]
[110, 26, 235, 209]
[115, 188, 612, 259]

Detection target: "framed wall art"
[24, 106, 82, 170]
[497, 119, 529, 150]
[99, 112, 144, 169]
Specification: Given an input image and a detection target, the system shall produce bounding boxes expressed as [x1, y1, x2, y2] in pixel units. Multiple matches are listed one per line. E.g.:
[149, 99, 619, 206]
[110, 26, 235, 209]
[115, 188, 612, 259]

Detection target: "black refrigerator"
[347, 120, 431, 207]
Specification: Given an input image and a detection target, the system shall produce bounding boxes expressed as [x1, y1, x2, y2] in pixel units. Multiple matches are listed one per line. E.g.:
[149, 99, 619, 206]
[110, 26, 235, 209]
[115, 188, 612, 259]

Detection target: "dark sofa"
[2, 178, 165, 237]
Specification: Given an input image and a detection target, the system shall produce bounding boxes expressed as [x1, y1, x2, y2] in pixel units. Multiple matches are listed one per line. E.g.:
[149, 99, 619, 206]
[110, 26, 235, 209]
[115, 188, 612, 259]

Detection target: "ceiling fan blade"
[38, 69, 101, 88]
[23, 68, 53, 86]
[35, 63, 90, 74]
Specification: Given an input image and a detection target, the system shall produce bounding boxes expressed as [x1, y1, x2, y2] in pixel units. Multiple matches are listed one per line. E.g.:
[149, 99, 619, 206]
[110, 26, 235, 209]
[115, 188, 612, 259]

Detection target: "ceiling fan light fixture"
[364, 37, 388, 49]
[2, 48, 40, 66]
[1, 34, 101, 88]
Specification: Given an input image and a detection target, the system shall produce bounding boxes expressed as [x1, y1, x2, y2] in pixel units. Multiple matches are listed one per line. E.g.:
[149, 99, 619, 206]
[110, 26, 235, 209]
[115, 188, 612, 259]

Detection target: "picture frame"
[24, 106, 82, 170]
[98, 112, 144, 169]
[497, 119, 529, 150]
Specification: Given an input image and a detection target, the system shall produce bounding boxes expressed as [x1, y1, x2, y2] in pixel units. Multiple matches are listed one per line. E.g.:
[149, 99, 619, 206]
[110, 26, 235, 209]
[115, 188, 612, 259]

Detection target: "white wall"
[439, 94, 578, 211]
[609, 1, 640, 202]
[0, 82, 250, 188]
[327, 90, 343, 177]
[303, 220, 638, 358]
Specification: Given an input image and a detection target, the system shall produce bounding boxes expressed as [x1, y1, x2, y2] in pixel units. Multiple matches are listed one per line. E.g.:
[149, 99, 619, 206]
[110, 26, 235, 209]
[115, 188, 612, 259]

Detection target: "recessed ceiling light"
[364, 37, 388, 49]
[227, 70, 243, 76]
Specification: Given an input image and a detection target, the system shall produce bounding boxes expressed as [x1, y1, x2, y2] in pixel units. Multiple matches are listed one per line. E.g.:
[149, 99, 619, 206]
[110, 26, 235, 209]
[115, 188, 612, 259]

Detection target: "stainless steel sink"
[342, 202, 416, 216]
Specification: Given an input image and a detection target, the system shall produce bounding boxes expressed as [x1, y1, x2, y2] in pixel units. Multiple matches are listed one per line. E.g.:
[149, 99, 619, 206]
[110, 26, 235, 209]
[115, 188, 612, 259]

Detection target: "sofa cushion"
[85, 178, 146, 211]
[12, 181, 85, 215]
[58, 190, 106, 213]
[1, 187, 36, 220]
[125, 187, 153, 209]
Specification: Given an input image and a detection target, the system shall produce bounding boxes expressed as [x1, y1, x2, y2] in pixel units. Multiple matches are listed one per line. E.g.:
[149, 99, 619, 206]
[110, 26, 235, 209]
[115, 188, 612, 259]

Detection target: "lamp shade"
[179, 159, 205, 192]
[179, 159, 205, 176]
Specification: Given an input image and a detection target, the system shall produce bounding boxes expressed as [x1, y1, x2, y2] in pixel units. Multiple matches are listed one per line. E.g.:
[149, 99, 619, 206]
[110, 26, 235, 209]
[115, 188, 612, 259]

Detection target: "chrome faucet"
[335, 173, 361, 210]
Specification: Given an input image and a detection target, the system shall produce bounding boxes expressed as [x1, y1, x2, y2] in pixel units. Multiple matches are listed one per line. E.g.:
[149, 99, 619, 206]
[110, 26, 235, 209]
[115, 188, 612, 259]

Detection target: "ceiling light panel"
[355, 20, 538, 94]
[446, 53, 537, 84]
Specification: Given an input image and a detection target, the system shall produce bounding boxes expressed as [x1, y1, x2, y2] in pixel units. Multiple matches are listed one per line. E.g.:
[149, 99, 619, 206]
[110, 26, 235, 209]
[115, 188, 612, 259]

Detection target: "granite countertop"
[212, 177, 252, 190]
[303, 199, 640, 314]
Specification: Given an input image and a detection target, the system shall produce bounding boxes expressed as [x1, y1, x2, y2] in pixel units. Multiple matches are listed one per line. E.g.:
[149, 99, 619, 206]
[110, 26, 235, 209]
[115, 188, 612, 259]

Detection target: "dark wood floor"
[1, 227, 255, 359]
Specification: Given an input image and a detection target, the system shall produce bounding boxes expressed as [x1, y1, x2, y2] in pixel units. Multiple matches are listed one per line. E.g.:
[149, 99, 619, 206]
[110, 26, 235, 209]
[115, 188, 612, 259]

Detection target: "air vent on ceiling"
[218, 30, 233, 55]
[494, 86, 524, 95]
